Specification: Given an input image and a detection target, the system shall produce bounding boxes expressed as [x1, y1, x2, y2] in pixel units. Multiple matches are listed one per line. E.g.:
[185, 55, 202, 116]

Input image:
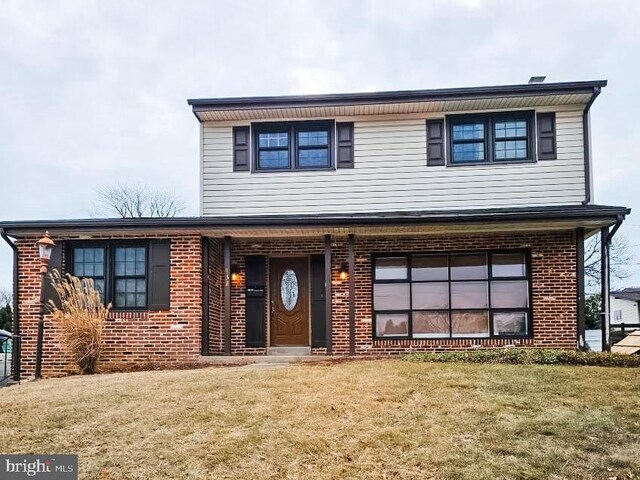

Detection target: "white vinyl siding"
[201, 108, 585, 216]
[609, 297, 640, 325]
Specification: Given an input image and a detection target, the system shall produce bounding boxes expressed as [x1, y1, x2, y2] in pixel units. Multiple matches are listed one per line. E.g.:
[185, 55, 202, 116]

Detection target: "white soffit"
[195, 93, 592, 122]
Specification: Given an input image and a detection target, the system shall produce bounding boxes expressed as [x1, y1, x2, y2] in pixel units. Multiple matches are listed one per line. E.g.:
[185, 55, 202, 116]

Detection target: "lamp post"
[35, 231, 55, 380]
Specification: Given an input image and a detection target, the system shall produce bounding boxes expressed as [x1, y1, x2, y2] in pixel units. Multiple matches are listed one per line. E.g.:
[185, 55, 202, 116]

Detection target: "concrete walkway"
[198, 355, 344, 366]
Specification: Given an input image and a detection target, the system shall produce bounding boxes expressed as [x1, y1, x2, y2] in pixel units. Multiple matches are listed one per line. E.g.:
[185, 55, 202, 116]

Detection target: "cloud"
[0, 0, 639, 289]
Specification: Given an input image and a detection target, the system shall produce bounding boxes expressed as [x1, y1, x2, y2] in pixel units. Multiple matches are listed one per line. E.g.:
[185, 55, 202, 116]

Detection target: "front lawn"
[0, 360, 639, 479]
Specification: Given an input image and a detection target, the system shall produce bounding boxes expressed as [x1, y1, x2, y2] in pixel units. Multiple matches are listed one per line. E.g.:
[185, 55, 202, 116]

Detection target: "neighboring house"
[0, 79, 632, 378]
[610, 288, 640, 325]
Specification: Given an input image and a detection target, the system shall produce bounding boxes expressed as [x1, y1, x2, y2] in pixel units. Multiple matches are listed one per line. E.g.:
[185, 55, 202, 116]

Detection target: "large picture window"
[373, 251, 531, 339]
[253, 120, 333, 171]
[448, 111, 535, 165]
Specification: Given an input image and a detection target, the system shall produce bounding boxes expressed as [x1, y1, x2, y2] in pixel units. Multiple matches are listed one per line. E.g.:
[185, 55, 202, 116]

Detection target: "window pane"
[451, 311, 489, 337]
[125, 260, 136, 276]
[74, 264, 84, 277]
[453, 142, 485, 162]
[376, 313, 408, 337]
[84, 263, 95, 276]
[493, 312, 528, 336]
[298, 130, 328, 146]
[453, 123, 484, 140]
[93, 279, 105, 297]
[115, 277, 146, 308]
[491, 281, 529, 308]
[259, 132, 288, 148]
[373, 283, 410, 310]
[494, 120, 527, 139]
[451, 281, 488, 309]
[413, 311, 449, 338]
[492, 253, 526, 278]
[258, 150, 289, 169]
[412, 282, 449, 309]
[375, 257, 408, 280]
[412, 255, 448, 281]
[495, 139, 527, 160]
[74, 249, 84, 262]
[451, 254, 487, 280]
[298, 148, 329, 167]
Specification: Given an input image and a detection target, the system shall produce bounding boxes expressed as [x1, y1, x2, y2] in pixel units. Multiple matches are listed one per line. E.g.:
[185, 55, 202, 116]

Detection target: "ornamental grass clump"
[48, 269, 110, 374]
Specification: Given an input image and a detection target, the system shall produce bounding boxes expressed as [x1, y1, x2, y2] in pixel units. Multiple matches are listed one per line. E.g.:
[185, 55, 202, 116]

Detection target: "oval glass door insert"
[281, 269, 299, 311]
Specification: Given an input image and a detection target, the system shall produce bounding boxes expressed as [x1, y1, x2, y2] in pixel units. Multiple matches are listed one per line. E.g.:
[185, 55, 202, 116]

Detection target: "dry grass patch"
[0, 360, 639, 479]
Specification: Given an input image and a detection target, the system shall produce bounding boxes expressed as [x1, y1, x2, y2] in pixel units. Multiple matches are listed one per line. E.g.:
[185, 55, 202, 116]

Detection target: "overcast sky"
[1, 0, 639, 293]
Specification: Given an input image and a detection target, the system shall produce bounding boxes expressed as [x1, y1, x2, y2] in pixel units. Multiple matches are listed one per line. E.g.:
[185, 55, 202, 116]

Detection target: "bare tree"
[584, 233, 632, 291]
[94, 184, 185, 218]
[0, 289, 11, 307]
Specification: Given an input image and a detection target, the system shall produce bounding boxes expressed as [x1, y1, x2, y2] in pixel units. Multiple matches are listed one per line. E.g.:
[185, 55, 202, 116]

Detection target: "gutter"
[601, 214, 625, 351]
[187, 80, 608, 111]
[582, 86, 602, 205]
[0, 205, 630, 235]
[0, 229, 19, 381]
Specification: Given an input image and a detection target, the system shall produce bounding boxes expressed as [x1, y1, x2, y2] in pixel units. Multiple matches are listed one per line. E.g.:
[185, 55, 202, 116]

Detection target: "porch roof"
[0, 204, 630, 239]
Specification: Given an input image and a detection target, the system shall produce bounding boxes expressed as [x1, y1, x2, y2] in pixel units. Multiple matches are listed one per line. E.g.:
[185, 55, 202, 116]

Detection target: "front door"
[270, 257, 309, 346]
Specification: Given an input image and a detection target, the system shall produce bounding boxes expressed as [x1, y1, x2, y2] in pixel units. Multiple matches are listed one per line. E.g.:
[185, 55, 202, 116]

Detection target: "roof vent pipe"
[528, 76, 546, 84]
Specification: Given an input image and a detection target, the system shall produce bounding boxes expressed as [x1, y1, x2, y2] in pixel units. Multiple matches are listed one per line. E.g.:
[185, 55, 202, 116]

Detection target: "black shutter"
[233, 126, 251, 171]
[245, 256, 266, 347]
[148, 240, 171, 310]
[310, 254, 327, 347]
[44, 241, 64, 311]
[426, 119, 445, 166]
[336, 122, 354, 168]
[537, 112, 556, 160]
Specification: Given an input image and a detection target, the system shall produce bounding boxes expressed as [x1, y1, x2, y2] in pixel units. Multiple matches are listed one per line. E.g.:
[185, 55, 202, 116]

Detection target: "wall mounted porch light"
[339, 262, 349, 282]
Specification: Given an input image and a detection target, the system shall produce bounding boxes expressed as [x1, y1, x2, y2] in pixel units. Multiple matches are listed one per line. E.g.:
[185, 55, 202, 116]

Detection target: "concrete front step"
[267, 346, 311, 356]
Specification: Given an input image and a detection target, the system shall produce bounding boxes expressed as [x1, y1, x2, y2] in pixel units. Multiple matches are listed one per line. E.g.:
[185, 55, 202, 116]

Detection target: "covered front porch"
[198, 205, 623, 357]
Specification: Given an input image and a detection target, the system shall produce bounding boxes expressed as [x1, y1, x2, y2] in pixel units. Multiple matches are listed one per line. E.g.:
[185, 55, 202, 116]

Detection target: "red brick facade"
[209, 231, 578, 356]
[15, 229, 578, 378]
[16, 234, 202, 378]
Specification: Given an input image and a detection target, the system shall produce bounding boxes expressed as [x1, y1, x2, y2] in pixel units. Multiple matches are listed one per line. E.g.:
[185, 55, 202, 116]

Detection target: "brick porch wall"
[217, 231, 577, 355]
[16, 234, 202, 378]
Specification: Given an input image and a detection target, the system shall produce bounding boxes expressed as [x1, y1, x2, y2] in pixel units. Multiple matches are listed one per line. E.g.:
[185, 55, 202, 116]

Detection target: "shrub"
[48, 269, 110, 374]
[403, 348, 640, 368]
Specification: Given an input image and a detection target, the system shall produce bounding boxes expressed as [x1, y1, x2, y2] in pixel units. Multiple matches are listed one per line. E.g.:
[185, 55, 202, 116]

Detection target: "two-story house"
[0, 79, 630, 378]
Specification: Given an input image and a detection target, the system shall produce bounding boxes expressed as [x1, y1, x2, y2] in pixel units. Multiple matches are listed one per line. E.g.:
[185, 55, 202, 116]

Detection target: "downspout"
[582, 86, 601, 206]
[0, 229, 20, 381]
[601, 214, 625, 351]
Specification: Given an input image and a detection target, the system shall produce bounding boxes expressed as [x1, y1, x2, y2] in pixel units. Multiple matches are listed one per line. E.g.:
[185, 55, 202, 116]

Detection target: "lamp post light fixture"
[35, 231, 55, 380]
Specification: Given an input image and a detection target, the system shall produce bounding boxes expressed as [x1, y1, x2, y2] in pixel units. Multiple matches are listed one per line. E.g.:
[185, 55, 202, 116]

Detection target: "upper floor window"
[448, 111, 535, 165]
[253, 121, 333, 171]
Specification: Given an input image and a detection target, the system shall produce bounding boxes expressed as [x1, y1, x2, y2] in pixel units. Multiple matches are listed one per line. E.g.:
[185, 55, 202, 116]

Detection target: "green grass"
[0, 360, 639, 479]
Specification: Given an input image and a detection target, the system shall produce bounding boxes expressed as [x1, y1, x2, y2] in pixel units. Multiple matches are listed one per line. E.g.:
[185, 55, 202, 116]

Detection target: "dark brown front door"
[270, 257, 309, 346]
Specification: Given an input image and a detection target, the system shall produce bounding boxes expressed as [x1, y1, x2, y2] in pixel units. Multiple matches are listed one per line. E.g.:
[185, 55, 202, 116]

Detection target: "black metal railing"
[0, 333, 13, 384]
